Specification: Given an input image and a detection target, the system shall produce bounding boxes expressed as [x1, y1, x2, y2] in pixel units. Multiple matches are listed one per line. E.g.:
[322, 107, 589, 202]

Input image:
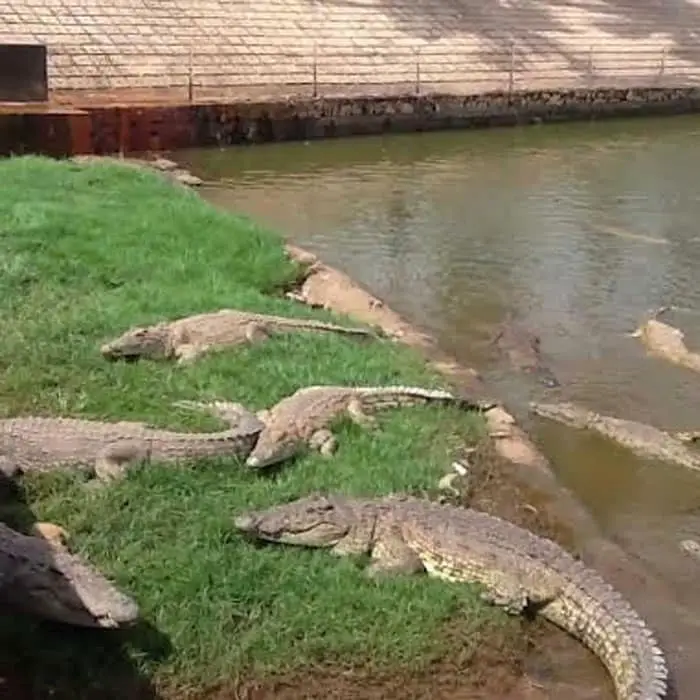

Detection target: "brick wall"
[1, 0, 700, 103]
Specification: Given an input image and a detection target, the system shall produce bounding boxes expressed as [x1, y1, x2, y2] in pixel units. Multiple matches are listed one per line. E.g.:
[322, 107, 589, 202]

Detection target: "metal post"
[508, 42, 515, 94]
[415, 48, 421, 95]
[312, 42, 318, 98]
[187, 49, 194, 103]
[587, 45, 593, 87]
[660, 47, 666, 82]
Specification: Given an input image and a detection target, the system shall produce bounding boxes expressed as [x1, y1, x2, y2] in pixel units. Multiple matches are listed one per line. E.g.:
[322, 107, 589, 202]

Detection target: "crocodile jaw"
[5, 548, 140, 629]
[245, 435, 300, 469]
[100, 326, 169, 361]
[234, 496, 350, 546]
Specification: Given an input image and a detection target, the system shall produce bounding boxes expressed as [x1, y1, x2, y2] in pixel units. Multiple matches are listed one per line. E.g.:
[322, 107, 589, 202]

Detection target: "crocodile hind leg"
[171, 399, 265, 430]
[478, 581, 557, 616]
[346, 399, 378, 429]
[30, 522, 70, 549]
[244, 323, 272, 344]
[93, 441, 152, 484]
[365, 534, 425, 578]
[478, 584, 530, 615]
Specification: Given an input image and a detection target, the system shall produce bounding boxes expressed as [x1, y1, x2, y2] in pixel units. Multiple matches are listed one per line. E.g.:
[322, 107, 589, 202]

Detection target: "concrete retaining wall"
[1, 0, 700, 103]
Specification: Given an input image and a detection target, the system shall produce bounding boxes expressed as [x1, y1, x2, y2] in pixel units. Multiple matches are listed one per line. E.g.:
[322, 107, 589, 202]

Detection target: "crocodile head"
[245, 427, 302, 469]
[531, 366, 561, 388]
[234, 494, 350, 548]
[3, 541, 140, 629]
[100, 324, 170, 362]
[529, 401, 589, 428]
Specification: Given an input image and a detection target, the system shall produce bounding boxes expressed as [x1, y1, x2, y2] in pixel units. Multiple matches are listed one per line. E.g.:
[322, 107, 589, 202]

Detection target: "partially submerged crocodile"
[0, 521, 139, 628]
[491, 317, 560, 388]
[0, 412, 264, 483]
[530, 401, 700, 472]
[177, 385, 495, 470]
[631, 317, 700, 374]
[233, 493, 668, 700]
[101, 309, 381, 364]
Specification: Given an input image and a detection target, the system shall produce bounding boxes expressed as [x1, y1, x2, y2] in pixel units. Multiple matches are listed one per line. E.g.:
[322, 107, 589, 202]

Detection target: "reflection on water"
[177, 114, 700, 597]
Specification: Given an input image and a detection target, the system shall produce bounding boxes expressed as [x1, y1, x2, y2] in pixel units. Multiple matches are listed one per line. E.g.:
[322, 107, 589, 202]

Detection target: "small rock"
[150, 157, 178, 171]
[451, 460, 470, 476]
[438, 472, 461, 495]
[680, 538, 700, 559]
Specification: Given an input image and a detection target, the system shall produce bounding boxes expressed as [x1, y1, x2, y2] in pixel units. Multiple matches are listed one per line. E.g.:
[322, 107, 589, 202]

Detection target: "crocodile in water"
[0, 412, 264, 483]
[530, 401, 700, 472]
[233, 493, 667, 700]
[177, 385, 496, 470]
[631, 317, 700, 374]
[0, 521, 139, 628]
[101, 308, 382, 364]
[491, 316, 560, 388]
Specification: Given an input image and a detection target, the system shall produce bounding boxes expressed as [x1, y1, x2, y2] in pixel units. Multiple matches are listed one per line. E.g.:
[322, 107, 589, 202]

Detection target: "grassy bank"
[0, 156, 517, 695]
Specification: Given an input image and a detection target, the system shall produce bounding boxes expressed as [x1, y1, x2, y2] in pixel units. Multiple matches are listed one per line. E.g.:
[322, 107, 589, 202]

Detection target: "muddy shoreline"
[282, 244, 608, 544]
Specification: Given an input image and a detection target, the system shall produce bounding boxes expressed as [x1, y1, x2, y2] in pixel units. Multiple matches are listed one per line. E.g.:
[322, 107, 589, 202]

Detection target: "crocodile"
[630, 317, 700, 374]
[100, 309, 381, 364]
[491, 316, 560, 388]
[0, 412, 264, 483]
[0, 521, 139, 628]
[233, 493, 668, 700]
[530, 401, 700, 472]
[177, 385, 496, 470]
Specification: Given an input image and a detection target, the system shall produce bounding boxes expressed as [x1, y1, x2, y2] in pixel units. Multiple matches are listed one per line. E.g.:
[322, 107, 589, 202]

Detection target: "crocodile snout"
[233, 514, 257, 533]
[100, 343, 141, 363]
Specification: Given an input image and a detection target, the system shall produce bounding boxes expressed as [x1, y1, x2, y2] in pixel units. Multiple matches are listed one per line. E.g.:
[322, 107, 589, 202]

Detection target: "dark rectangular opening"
[0, 44, 48, 102]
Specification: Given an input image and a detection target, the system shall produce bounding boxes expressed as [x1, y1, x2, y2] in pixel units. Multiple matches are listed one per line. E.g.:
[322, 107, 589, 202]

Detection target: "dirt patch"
[166, 620, 539, 700]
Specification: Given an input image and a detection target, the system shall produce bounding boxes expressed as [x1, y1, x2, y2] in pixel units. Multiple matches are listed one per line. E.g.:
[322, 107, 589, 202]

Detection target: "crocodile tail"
[356, 386, 494, 411]
[552, 561, 668, 700]
[276, 318, 376, 337]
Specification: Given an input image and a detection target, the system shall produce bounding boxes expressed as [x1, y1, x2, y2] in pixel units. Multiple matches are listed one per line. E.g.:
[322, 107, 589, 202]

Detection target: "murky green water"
[177, 117, 700, 692]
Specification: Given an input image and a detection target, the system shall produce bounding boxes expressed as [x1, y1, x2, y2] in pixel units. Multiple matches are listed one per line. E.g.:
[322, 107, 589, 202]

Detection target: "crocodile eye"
[311, 502, 334, 514]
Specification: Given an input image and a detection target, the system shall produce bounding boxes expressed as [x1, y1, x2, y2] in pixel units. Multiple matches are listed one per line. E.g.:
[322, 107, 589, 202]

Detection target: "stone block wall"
[1, 0, 700, 103]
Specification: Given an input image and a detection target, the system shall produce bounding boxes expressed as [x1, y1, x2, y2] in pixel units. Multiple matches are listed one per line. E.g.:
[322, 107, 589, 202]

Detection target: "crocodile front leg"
[309, 429, 338, 457]
[0, 455, 21, 479]
[174, 343, 213, 365]
[244, 322, 272, 344]
[94, 441, 152, 483]
[676, 431, 700, 444]
[365, 534, 425, 578]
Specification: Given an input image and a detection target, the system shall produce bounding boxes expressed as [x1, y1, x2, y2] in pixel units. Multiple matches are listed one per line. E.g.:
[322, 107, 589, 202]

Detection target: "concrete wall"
[1, 1, 700, 103]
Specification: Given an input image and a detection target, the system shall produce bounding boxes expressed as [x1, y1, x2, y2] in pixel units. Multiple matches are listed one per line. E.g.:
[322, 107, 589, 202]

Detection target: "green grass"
[0, 156, 514, 693]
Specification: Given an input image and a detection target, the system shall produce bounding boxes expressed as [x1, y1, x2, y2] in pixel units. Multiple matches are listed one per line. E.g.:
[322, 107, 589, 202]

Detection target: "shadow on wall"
[306, 0, 700, 74]
[0, 474, 171, 700]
